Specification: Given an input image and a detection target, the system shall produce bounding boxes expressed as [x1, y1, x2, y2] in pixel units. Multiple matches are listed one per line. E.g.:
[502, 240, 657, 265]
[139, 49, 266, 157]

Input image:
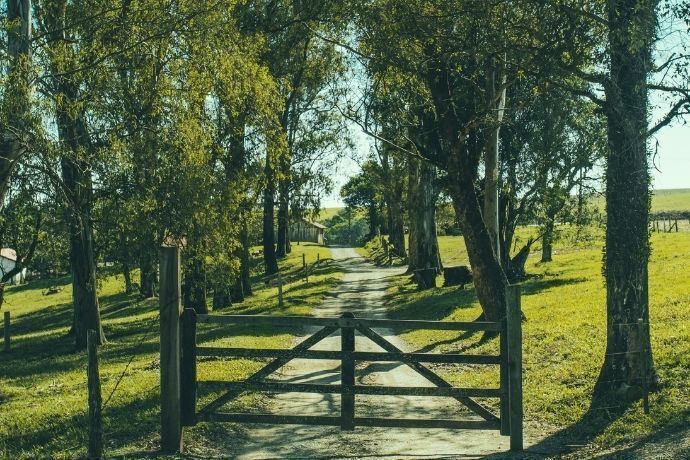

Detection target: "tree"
[341, 161, 384, 240]
[0, 0, 33, 205]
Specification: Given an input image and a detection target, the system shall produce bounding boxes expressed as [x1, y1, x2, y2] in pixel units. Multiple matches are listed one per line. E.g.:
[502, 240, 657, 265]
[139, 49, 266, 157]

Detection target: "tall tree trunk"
[483, 57, 506, 261]
[183, 254, 207, 314]
[0, 0, 32, 205]
[263, 157, 279, 276]
[120, 232, 133, 294]
[138, 234, 158, 298]
[62, 169, 104, 348]
[594, 0, 657, 402]
[239, 219, 253, 295]
[46, 0, 105, 348]
[541, 215, 555, 263]
[424, 51, 508, 321]
[449, 175, 507, 321]
[408, 157, 441, 289]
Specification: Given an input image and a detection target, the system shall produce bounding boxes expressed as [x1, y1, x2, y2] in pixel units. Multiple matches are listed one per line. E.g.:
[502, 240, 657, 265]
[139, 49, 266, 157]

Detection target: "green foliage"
[323, 208, 369, 246]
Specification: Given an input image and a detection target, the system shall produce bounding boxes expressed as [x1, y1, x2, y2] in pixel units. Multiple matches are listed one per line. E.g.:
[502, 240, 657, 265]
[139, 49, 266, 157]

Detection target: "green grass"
[382, 230, 690, 452]
[590, 188, 690, 213]
[650, 188, 690, 212]
[0, 243, 342, 458]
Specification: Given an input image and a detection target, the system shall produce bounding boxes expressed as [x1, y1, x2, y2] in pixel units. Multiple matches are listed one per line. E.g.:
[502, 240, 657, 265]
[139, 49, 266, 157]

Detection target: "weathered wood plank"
[196, 314, 502, 331]
[202, 413, 341, 426]
[200, 413, 501, 431]
[200, 380, 501, 398]
[355, 417, 501, 430]
[196, 347, 501, 364]
[500, 317, 509, 435]
[87, 329, 103, 460]
[160, 246, 183, 454]
[341, 312, 355, 430]
[180, 308, 197, 427]
[506, 284, 523, 451]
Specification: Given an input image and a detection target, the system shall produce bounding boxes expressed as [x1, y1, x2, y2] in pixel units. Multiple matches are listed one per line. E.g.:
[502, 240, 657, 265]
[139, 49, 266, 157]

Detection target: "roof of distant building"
[0, 248, 17, 261]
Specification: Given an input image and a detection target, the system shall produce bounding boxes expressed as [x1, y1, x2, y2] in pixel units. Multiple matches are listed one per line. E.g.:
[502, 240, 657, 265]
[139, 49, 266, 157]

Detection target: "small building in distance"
[0, 248, 27, 285]
[290, 219, 326, 245]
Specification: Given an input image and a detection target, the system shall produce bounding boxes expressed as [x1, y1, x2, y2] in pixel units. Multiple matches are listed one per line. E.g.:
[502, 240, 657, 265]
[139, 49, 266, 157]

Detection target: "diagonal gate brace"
[356, 324, 499, 423]
[198, 325, 339, 417]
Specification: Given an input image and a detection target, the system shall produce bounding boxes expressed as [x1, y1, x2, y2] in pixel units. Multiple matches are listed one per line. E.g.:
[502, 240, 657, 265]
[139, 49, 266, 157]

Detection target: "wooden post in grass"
[499, 316, 509, 435]
[160, 245, 183, 453]
[181, 309, 197, 426]
[317, 253, 320, 264]
[87, 329, 103, 460]
[341, 312, 355, 431]
[3, 311, 9, 352]
[638, 318, 650, 414]
[277, 273, 284, 308]
[506, 284, 523, 451]
[302, 253, 308, 282]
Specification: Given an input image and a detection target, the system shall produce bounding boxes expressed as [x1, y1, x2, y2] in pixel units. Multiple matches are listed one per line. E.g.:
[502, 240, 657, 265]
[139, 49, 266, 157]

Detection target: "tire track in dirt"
[228, 246, 510, 459]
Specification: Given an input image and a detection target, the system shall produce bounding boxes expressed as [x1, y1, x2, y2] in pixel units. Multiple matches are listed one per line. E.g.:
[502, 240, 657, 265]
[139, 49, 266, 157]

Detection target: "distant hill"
[319, 189, 690, 223]
[650, 188, 690, 212]
[591, 188, 690, 213]
[317, 207, 344, 221]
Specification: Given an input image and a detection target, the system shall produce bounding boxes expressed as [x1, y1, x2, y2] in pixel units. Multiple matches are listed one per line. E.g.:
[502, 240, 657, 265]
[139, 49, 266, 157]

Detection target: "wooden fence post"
[302, 253, 308, 282]
[506, 284, 523, 451]
[4, 311, 9, 352]
[87, 329, 103, 460]
[181, 309, 197, 426]
[341, 312, 355, 431]
[160, 245, 183, 453]
[638, 318, 650, 414]
[499, 316, 509, 435]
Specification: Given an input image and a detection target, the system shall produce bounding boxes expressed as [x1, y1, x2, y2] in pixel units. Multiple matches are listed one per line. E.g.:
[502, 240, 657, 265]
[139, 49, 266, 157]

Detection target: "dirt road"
[228, 247, 510, 459]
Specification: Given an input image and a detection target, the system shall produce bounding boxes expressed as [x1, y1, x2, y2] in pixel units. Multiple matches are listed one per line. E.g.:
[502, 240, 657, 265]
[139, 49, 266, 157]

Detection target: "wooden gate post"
[87, 329, 103, 460]
[506, 284, 523, 451]
[181, 308, 197, 426]
[160, 245, 183, 453]
[499, 316, 509, 435]
[341, 312, 355, 430]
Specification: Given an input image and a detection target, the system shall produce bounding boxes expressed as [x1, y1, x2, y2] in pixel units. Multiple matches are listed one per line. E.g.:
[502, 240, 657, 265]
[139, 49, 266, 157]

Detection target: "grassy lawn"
[590, 187, 690, 213]
[382, 229, 690, 452]
[0, 243, 341, 458]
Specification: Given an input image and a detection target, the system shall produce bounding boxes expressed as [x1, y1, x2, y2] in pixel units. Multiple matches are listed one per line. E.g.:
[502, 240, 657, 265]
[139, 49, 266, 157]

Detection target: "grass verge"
[383, 230, 690, 454]
[0, 243, 341, 458]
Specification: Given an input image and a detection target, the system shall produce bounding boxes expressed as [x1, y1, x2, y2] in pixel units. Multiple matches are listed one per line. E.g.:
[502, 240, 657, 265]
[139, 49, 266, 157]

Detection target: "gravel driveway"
[227, 246, 510, 459]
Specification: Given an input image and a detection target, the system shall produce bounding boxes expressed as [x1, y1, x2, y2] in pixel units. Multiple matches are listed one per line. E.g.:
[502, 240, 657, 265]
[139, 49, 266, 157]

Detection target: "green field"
[0, 243, 340, 458]
[380, 230, 690, 453]
[589, 187, 690, 213]
[650, 188, 690, 212]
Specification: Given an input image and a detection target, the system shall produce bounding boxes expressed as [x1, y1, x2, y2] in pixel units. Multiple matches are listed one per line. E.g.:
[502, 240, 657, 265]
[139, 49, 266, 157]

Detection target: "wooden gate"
[158, 247, 523, 453]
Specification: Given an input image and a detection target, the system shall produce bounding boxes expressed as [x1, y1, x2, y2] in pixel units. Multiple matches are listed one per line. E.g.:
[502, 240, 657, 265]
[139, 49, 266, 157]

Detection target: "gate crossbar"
[189, 312, 507, 430]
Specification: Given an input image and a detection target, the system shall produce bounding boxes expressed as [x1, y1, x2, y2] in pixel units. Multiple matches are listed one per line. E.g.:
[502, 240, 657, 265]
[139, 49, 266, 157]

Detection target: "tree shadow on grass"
[384, 274, 592, 355]
[484, 403, 654, 459]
